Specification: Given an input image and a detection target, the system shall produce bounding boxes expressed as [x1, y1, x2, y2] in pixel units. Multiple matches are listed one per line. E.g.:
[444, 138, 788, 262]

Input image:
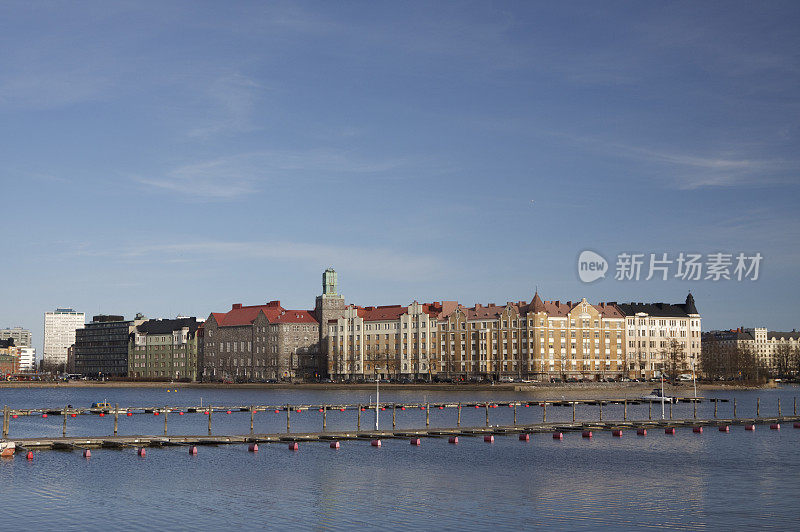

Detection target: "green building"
[129, 318, 200, 381]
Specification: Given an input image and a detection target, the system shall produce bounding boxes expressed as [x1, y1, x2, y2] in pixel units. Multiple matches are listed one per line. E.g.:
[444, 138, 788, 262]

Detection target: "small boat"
[0, 441, 15, 457]
[640, 389, 676, 403]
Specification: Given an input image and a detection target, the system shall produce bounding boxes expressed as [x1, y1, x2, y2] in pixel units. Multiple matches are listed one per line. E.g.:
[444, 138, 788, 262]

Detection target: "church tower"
[315, 268, 345, 374]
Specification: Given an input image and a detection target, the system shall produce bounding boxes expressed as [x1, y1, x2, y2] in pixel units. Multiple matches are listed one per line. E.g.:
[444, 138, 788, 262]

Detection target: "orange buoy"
[582, 430, 593, 438]
[484, 435, 494, 443]
[519, 433, 530, 441]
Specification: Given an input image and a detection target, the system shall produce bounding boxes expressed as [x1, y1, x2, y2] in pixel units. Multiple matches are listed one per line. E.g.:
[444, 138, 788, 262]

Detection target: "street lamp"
[374, 365, 381, 430]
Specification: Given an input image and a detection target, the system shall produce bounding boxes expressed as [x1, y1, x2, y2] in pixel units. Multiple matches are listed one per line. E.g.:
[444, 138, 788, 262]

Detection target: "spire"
[684, 292, 698, 314]
[531, 291, 545, 313]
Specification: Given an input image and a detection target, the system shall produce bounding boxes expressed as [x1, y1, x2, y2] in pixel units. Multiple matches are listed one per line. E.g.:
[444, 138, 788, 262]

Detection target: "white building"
[43, 308, 85, 367]
[0, 327, 32, 347]
[18, 347, 36, 372]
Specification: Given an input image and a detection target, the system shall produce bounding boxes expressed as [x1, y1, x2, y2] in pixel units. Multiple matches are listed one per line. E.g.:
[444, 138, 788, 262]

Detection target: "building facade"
[43, 308, 85, 368]
[0, 327, 32, 348]
[615, 294, 702, 379]
[0, 339, 20, 376]
[74, 314, 144, 378]
[703, 327, 800, 376]
[129, 318, 200, 381]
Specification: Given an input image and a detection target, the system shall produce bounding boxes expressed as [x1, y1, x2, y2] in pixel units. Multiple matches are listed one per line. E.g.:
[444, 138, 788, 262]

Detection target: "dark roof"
[615, 294, 699, 318]
[768, 331, 800, 341]
[0, 338, 14, 348]
[137, 318, 199, 335]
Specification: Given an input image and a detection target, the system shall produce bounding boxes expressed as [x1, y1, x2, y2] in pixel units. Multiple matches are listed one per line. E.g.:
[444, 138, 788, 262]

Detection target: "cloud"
[187, 73, 265, 138]
[135, 149, 417, 201]
[79, 239, 443, 280]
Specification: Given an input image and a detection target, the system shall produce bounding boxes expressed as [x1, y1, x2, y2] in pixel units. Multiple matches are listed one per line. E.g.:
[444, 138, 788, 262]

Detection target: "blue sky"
[2, 1, 799, 358]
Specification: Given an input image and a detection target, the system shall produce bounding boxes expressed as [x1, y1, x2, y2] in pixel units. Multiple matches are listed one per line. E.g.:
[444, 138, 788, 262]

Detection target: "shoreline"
[0, 381, 779, 394]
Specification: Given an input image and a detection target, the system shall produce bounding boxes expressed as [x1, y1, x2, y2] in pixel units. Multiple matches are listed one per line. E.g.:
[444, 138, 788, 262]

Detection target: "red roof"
[210, 301, 318, 326]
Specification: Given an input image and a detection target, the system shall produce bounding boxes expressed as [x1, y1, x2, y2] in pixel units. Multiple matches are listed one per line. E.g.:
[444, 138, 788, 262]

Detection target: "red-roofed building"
[201, 269, 345, 382]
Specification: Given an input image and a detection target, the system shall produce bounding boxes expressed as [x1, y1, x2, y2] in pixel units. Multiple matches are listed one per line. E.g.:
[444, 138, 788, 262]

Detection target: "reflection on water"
[0, 386, 798, 530]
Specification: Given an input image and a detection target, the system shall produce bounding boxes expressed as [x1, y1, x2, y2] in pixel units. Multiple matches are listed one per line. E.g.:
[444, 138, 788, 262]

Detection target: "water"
[1, 386, 798, 530]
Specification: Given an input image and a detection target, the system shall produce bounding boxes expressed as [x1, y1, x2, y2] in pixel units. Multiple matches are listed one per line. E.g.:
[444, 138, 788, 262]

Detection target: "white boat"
[0, 441, 15, 457]
[640, 389, 676, 403]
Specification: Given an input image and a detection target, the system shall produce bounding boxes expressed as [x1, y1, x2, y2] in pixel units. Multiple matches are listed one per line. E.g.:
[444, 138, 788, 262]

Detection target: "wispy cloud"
[77, 239, 444, 280]
[135, 149, 419, 201]
[554, 133, 799, 189]
[187, 73, 265, 138]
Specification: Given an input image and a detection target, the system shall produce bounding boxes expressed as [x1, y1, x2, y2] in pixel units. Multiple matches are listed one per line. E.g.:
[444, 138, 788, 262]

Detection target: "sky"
[1, 1, 799, 359]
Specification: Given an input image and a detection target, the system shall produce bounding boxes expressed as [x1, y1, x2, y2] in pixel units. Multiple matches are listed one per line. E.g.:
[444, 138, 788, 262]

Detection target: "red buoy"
[71, 414, 77, 418]
[189, 446, 198, 455]
[340, 408, 345, 412]
[400, 407, 405, 411]
[42, 414, 48, 418]
[330, 441, 340, 449]
[582, 430, 593, 438]
[524, 404, 529, 408]
[519, 433, 530, 441]
[11, 414, 17, 419]
[248, 444, 258, 452]
[794, 422, 800, 429]
[361, 408, 365, 412]
[448, 436, 459, 444]
[127, 412, 133, 417]
[154, 412, 159, 416]
[745, 424, 756, 431]
[380, 407, 385, 411]
[288, 442, 299, 451]
[637, 428, 647, 436]
[719, 425, 730, 432]
[420, 406, 425, 410]
[82, 449, 91, 458]
[553, 432, 564, 440]
[274, 410, 279, 414]
[179, 412, 184, 416]
[410, 438, 421, 446]
[99, 413, 105, 417]
[319, 409, 323, 412]
[484, 435, 494, 443]
[439, 406, 444, 410]
[770, 423, 780, 430]
[295, 409, 301, 413]
[226, 410, 232, 414]
[474, 405, 479, 409]
[508, 404, 514, 408]
[26, 451, 33, 460]
[692, 426, 703, 433]
[665, 427, 675, 435]
[612, 429, 623, 437]
[370, 439, 381, 447]
[137, 448, 146, 457]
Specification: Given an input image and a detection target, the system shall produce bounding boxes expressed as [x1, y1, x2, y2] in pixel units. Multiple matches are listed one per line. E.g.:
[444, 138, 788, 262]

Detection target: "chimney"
[232, 303, 242, 310]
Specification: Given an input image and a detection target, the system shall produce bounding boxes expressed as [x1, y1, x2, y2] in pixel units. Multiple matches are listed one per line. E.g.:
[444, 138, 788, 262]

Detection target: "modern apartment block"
[43, 308, 85, 367]
[0, 327, 32, 348]
[73, 314, 145, 378]
[129, 317, 201, 381]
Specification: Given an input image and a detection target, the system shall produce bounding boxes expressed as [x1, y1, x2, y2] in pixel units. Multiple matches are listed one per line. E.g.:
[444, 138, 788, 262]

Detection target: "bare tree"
[775, 343, 793, 378]
[661, 339, 686, 382]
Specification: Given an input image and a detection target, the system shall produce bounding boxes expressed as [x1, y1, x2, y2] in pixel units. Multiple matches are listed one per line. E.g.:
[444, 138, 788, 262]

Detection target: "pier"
[3, 396, 798, 453]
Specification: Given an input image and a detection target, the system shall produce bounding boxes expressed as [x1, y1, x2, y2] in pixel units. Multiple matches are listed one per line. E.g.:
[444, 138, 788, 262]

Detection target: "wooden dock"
[9, 415, 799, 452]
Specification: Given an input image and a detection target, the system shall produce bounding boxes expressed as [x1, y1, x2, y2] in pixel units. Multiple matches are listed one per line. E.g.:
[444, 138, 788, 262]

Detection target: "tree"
[661, 339, 686, 381]
[775, 343, 793, 378]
